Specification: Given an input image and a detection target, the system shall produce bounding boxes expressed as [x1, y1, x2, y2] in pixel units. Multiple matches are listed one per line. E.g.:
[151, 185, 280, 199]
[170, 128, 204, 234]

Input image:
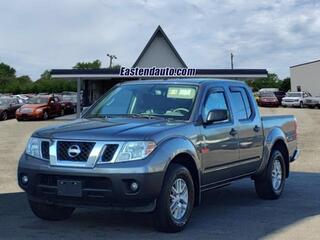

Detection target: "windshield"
[62, 95, 77, 102]
[286, 92, 301, 97]
[260, 92, 275, 97]
[27, 97, 48, 104]
[0, 98, 11, 105]
[86, 84, 198, 120]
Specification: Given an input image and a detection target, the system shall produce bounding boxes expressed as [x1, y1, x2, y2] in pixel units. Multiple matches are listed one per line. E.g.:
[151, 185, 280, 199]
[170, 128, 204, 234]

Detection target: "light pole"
[107, 53, 117, 68]
[230, 53, 234, 69]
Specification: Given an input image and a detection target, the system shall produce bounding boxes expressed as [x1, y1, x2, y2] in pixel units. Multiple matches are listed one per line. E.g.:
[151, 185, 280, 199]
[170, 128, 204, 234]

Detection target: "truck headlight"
[25, 137, 41, 158]
[116, 141, 156, 162]
[35, 108, 43, 113]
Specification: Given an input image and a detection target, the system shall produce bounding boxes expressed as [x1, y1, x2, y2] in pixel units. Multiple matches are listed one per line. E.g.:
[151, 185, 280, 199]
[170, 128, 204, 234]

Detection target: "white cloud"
[0, 0, 319, 79]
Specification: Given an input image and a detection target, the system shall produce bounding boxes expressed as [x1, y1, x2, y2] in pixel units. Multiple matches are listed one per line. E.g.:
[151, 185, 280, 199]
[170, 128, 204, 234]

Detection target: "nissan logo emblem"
[67, 145, 81, 158]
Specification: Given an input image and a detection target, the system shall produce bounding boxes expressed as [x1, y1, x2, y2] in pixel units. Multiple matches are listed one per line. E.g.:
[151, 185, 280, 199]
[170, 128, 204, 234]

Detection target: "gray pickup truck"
[18, 79, 299, 232]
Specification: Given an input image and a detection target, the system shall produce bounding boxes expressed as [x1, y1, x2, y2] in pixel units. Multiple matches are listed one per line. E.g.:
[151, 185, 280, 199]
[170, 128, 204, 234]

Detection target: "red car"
[16, 95, 64, 121]
[257, 92, 279, 107]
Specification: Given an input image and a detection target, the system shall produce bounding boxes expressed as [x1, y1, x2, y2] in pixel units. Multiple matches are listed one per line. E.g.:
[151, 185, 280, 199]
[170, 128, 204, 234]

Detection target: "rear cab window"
[229, 87, 254, 121]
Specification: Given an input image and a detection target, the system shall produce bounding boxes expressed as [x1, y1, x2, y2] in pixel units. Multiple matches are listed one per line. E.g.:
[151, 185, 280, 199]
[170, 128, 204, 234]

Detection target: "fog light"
[21, 175, 29, 185]
[130, 182, 139, 192]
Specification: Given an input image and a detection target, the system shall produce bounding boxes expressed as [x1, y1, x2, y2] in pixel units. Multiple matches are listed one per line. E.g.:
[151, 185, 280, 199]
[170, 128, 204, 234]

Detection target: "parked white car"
[282, 91, 311, 108]
[304, 96, 320, 108]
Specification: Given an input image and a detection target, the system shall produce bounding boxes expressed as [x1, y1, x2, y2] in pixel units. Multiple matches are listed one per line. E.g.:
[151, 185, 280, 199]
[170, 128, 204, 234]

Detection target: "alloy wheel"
[271, 159, 282, 191]
[169, 178, 188, 220]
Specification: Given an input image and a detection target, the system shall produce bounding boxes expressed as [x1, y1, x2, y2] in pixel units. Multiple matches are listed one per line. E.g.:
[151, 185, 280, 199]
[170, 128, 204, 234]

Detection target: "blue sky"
[0, 0, 319, 80]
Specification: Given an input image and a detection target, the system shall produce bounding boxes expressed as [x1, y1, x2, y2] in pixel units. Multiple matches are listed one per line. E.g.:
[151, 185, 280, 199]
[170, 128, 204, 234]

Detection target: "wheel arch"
[169, 152, 201, 206]
[158, 137, 201, 206]
[255, 127, 290, 178]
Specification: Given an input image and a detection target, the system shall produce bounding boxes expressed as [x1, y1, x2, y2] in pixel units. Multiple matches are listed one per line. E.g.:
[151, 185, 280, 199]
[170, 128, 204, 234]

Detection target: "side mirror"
[205, 109, 228, 124]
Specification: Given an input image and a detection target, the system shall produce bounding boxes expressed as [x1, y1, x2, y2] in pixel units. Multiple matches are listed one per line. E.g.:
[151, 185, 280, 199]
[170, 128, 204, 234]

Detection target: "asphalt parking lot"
[0, 107, 319, 240]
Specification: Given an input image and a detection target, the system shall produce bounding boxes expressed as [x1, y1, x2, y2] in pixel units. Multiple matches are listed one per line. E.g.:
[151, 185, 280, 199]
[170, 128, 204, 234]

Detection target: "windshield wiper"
[87, 113, 166, 120]
[120, 113, 165, 120]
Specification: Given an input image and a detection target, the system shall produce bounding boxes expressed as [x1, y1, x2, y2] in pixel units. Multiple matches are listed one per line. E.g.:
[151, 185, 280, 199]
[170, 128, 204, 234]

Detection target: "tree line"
[0, 61, 290, 94]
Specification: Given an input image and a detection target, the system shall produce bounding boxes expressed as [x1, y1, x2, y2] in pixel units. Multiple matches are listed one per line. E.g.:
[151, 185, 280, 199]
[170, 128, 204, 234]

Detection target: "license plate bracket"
[57, 180, 82, 197]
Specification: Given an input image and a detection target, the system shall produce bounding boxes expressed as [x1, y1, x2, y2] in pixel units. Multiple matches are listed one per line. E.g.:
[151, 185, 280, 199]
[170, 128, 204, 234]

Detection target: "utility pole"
[230, 53, 234, 69]
[107, 53, 117, 68]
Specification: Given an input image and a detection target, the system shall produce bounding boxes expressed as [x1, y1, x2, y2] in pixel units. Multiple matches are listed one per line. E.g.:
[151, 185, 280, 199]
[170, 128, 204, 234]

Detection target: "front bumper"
[290, 149, 300, 162]
[259, 101, 279, 107]
[18, 154, 164, 212]
[16, 113, 43, 120]
[282, 101, 300, 107]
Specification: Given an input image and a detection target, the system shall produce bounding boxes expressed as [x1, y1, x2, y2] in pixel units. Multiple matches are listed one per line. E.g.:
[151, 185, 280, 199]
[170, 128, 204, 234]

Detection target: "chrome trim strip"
[39, 139, 50, 161]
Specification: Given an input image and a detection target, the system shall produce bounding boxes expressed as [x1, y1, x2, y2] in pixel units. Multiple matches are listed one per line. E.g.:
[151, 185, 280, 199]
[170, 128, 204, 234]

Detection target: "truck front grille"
[57, 141, 95, 161]
[101, 144, 119, 162]
[41, 141, 50, 160]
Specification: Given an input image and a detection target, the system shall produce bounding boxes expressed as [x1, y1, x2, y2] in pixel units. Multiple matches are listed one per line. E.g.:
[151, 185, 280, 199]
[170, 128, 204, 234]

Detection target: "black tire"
[1, 111, 8, 121]
[29, 200, 75, 221]
[300, 101, 304, 108]
[154, 164, 195, 233]
[43, 111, 49, 120]
[254, 150, 286, 200]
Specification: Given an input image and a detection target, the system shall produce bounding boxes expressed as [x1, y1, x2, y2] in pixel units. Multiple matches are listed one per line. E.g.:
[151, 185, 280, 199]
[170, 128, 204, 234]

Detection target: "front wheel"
[300, 101, 304, 108]
[29, 200, 75, 220]
[154, 164, 194, 232]
[1, 111, 8, 121]
[254, 150, 286, 199]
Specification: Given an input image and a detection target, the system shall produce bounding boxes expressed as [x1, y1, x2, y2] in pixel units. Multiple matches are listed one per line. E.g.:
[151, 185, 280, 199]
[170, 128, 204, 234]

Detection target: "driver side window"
[204, 91, 229, 120]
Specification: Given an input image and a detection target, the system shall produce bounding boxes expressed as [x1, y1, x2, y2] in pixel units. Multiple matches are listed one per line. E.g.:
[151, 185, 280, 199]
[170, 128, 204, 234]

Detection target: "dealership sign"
[119, 67, 196, 77]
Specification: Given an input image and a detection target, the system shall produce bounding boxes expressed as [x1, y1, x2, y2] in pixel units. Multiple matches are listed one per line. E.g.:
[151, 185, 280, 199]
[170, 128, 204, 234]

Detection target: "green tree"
[0, 62, 16, 77]
[279, 78, 291, 92]
[246, 73, 281, 92]
[73, 60, 101, 69]
[0, 63, 16, 92]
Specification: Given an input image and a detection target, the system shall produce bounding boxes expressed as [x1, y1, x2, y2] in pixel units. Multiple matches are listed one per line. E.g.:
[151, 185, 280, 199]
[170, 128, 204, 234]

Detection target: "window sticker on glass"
[167, 87, 196, 99]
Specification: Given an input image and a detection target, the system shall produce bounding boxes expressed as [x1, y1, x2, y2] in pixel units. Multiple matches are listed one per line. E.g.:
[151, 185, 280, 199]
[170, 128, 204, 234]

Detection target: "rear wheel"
[29, 200, 75, 220]
[154, 164, 194, 232]
[1, 111, 8, 121]
[254, 150, 286, 199]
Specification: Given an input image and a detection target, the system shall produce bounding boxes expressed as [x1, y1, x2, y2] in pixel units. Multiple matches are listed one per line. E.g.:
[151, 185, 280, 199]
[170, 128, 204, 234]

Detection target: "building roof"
[132, 25, 187, 68]
[290, 59, 320, 68]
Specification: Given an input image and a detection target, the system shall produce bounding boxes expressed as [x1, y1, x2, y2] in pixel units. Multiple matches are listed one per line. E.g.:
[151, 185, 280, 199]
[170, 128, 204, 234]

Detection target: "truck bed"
[261, 115, 297, 159]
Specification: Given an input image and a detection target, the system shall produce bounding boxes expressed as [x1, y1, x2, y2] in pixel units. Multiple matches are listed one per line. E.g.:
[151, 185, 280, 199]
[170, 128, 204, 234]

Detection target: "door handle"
[229, 128, 238, 136]
[253, 125, 261, 132]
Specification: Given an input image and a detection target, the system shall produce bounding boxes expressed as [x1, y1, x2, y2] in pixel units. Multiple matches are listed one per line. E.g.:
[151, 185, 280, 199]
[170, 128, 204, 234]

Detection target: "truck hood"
[21, 104, 47, 109]
[33, 117, 188, 142]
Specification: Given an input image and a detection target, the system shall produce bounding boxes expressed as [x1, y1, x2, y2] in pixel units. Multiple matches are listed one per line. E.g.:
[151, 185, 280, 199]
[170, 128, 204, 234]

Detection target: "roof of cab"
[120, 78, 247, 87]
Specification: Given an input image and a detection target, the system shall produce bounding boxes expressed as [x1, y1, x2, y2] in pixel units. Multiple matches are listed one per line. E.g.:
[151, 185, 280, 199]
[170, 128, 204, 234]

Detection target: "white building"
[290, 60, 320, 96]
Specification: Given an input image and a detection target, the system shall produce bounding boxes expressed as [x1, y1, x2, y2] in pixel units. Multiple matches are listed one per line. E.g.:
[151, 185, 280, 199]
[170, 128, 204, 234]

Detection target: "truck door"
[229, 87, 264, 174]
[54, 96, 61, 114]
[201, 87, 239, 185]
